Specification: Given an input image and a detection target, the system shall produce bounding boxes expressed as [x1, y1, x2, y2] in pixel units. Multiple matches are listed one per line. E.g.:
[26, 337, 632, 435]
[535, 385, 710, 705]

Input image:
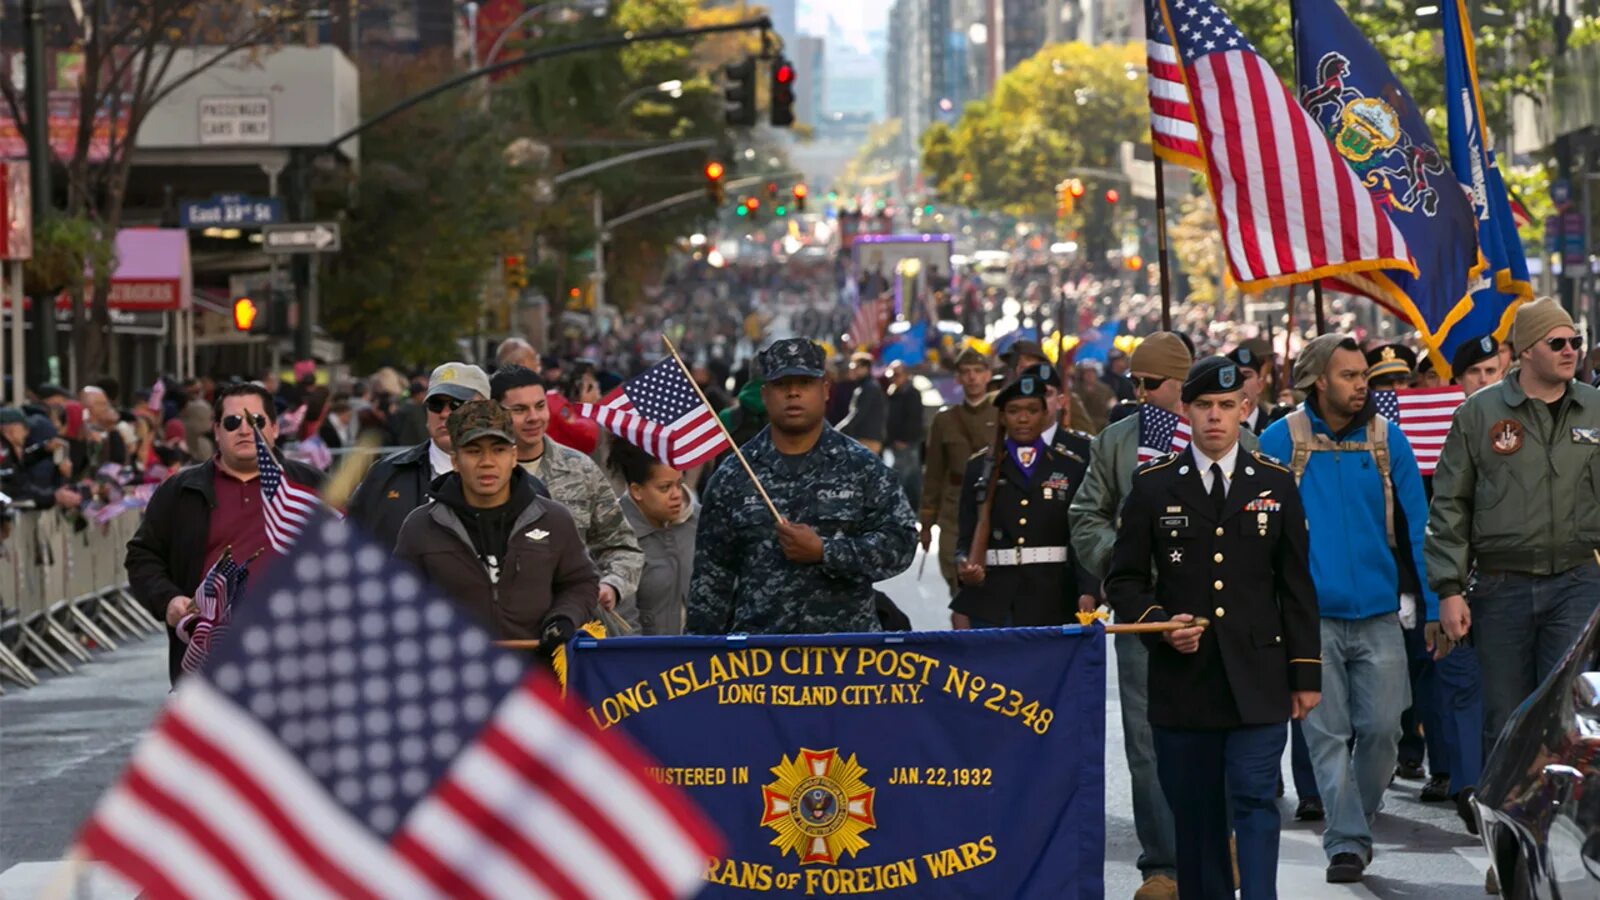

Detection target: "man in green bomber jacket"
[1426, 297, 1600, 768]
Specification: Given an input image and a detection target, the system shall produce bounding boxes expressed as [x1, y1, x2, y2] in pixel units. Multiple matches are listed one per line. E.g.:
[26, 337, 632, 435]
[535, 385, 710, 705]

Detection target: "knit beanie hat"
[1509, 297, 1575, 354]
[1128, 333, 1193, 382]
[1292, 334, 1357, 390]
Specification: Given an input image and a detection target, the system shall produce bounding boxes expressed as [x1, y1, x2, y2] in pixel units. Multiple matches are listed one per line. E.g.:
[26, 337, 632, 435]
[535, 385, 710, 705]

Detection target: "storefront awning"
[57, 228, 192, 311]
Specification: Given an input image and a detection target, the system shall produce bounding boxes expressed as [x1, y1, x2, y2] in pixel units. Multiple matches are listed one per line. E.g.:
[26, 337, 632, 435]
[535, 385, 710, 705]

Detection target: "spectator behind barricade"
[541, 354, 564, 387]
[347, 362, 491, 553]
[491, 364, 642, 632]
[125, 382, 326, 684]
[562, 363, 603, 405]
[180, 387, 215, 463]
[838, 352, 888, 454]
[610, 439, 698, 636]
[318, 394, 359, 451]
[79, 386, 129, 468]
[691, 359, 733, 412]
[394, 399, 595, 652]
[495, 337, 540, 372]
[391, 376, 430, 447]
[0, 408, 78, 510]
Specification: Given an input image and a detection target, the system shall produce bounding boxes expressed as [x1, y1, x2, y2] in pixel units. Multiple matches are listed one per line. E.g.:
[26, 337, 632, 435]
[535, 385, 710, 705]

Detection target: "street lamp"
[476, 0, 610, 70]
[615, 79, 686, 111]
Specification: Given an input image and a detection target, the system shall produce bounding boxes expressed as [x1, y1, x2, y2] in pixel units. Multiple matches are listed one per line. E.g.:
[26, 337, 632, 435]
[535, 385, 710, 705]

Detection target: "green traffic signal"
[735, 205, 748, 216]
[775, 205, 788, 216]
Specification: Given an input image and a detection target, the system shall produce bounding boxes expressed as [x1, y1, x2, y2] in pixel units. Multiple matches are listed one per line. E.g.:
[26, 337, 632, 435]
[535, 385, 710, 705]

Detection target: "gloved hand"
[538, 616, 576, 659]
[1398, 593, 1417, 630]
[1424, 621, 1454, 660]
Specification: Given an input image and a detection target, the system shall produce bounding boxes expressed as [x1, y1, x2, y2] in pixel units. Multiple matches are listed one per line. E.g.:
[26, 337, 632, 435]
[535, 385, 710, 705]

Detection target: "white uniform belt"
[985, 546, 1068, 566]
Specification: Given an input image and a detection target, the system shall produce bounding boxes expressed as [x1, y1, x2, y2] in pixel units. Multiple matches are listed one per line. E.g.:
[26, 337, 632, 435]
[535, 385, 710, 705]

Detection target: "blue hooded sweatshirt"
[1259, 399, 1438, 623]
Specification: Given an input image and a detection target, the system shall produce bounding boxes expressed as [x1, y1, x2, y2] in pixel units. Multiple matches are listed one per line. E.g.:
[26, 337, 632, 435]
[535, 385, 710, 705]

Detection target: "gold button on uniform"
[1019, 517, 1028, 526]
[1170, 530, 1179, 537]
[1017, 537, 1026, 545]
[1213, 580, 1224, 590]
[1213, 553, 1224, 563]
[1215, 527, 1224, 536]
[1214, 607, 1226, 617]
[1020, 499, 1029, 507]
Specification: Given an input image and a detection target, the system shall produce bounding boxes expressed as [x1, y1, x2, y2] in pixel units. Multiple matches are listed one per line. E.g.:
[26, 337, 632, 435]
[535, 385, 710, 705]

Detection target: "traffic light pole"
[592, 190, 606, 330]
[604, 171, 803, 230]
[23, 0, 57, 388]
[550, 139, 716, 187]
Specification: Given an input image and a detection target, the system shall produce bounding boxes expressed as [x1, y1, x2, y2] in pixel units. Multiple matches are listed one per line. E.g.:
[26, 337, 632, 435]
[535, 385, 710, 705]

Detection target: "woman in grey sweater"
[610, 439, 699, 635]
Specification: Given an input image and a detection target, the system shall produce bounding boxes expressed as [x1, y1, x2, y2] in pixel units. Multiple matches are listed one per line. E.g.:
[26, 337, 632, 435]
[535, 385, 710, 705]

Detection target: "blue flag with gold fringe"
[1441, 0, 1533, 371]
[1292, 0, 1480, 370]
[568, 627, 1107, 898]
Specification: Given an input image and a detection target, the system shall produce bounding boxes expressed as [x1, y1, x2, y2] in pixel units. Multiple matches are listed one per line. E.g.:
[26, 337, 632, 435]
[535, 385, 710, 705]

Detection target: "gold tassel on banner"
[500, 620, 608, 695]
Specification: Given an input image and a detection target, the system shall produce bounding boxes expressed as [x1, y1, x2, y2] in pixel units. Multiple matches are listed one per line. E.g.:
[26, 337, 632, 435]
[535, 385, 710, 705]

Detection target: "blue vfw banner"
[568, 627, 1107, 899]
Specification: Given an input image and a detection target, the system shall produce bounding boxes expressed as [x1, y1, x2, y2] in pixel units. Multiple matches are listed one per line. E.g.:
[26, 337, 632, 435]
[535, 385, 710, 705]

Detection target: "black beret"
[995, 372, 1051, 408]
[1015, 362, 1061, 391]
[1451, 334, 1499, 378]
[1182, 356, 1244, 403]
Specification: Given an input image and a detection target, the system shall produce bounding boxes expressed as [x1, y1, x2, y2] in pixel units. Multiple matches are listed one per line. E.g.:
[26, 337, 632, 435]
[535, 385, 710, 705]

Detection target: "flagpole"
[1154, 157, 1174, 331]
[1284, 282, 1298, 396]
[661, 334, 783, 524]
[1313, 281, 1327, 334]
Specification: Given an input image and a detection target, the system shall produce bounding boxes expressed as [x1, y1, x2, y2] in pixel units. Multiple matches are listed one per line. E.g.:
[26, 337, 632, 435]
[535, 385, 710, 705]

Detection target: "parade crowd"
[5, 277, 1595, 899]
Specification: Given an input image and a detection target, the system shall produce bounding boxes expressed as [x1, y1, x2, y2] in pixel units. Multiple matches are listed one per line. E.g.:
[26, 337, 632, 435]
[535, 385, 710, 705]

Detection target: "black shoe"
[1326, 852, 1366, 883]
[1456, 788, 1480, 836]
[1421, 773, 1453, 802]
[1295, 797, 1325, 821]
[1396, 760, 1426, 780]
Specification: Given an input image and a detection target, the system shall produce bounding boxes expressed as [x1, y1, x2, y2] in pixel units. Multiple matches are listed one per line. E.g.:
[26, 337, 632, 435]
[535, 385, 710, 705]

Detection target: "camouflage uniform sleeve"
[580, 458, 644, 600]
[687, 466, 740, 634]
[819, 456, 918, 584]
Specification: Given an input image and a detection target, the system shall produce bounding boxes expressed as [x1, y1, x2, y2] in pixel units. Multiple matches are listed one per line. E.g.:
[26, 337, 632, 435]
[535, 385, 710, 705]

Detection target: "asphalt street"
[0, 536, 1495, 898]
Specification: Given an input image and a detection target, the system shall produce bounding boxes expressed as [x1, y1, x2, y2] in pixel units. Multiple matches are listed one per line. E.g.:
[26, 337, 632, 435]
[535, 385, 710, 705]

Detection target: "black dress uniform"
[1104, 356, 1321, 900]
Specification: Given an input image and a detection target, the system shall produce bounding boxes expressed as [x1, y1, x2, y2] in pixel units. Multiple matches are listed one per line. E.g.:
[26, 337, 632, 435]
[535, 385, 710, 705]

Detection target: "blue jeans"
[1154, 723, 1287, 900]
[1303, 614, 1410, 860]
[1470, 563, 1600, 757]
[1117, 633, 1178, 878]
[1432, 643, 1483, 791]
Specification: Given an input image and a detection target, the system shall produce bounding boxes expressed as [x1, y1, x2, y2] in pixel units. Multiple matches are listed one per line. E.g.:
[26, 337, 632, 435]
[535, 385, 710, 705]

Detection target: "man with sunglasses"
[1428, 298, 1600, 813]
[126, 382, 325, 684]
[347, 362, 491, 552]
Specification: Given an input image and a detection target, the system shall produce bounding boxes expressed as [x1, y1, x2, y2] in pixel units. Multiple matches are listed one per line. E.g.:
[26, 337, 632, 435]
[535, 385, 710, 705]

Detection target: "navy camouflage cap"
[759, 338, 826, 381]
[447, 399, 515, 448]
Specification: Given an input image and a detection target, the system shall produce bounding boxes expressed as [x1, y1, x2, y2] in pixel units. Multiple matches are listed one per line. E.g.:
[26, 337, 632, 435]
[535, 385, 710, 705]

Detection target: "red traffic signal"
[704, 161, 725, 181]
[1105, 189, 1120, 205]
[774, 63, 795, 85]
[745, 197, 760, 211]
[1068, 179, 1085, 198]
[793, 184, 808, 199]
[232, 297, 258, 332]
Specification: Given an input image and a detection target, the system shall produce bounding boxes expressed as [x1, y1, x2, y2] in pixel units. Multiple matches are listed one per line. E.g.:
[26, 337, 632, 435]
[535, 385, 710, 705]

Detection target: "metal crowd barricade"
[0, 506, 162, 689]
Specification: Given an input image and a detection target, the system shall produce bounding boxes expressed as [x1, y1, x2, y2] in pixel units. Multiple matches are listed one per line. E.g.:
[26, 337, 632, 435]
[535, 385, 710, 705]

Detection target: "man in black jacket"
[883, 362, 925, 505]
[346, 362, 490, 552]
[125, 383, 325, 684]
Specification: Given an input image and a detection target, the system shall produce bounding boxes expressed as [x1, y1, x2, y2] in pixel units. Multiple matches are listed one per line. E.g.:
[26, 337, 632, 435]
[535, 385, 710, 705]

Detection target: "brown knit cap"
[1129, 332, 1193, 382]
[1509, 297, 1575, 354]
[1292, 333, 1356, 390]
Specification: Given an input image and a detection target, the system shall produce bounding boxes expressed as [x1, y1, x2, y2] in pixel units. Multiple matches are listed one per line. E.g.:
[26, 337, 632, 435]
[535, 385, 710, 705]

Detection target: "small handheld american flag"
[254, 427, 325, 553]
[578, 359, 731, 470]
[78, 512, 721, 899]
[1138, 403, 1192, 464]
[1368, 387, 1466, 476]
[179, 549, 251, 675]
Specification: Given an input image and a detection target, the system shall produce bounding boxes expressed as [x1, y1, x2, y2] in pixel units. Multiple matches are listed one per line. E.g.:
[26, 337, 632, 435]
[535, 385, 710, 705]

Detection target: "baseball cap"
[425, 362, 491, 403]
[759, 338, 827, 380]
[446, 399, 515, 448]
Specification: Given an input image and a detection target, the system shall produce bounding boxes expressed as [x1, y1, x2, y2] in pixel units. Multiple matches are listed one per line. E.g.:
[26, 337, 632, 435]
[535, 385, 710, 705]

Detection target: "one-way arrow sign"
[262, 222, 341, 254]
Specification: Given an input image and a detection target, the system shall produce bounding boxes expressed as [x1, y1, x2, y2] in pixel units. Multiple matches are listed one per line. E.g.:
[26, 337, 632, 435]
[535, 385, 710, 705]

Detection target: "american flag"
[179, 550, 250, 675]
[1138, 403, 1192, 464]
[578, 359, 730, 470]
[1368, 386, 1466, 476]
[78, 512, 720, 900]
[1152, 0, 1415, 292]
[255, 427, 324, 554]
[850, 296, 889, 350]
[1145, 0, 1203, 169]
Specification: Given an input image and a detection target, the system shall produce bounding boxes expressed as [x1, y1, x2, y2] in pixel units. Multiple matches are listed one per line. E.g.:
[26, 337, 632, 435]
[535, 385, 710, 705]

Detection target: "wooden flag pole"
[1284, 282, 1298, 397]
[497, 616, 1212, 648]
[1154, 157, 1174, 331]
[1313, 281, 1327, 334]
[661, 334, 783, 524]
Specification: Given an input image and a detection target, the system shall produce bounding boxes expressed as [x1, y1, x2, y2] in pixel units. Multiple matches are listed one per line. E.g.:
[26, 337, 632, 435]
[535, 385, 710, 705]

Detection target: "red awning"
[57, 228, 192, 311]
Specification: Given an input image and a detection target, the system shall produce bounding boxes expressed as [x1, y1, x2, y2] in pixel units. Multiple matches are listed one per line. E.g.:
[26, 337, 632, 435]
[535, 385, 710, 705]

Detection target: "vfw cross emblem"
[760, 748, 878, 865]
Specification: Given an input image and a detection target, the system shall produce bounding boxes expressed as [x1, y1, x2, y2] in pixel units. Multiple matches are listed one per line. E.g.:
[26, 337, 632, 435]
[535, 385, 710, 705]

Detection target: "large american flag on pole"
[578, 359, 730, 470]
[1137, 404, 1192, 464]
[850, 295, 889, 351]
[78, 512, 721, 900]
[254, 427, 324, 553]
[1145, 0, 1203, 169]
[1369, 386, 1466, 476]
[1151, 0, 1417, 293]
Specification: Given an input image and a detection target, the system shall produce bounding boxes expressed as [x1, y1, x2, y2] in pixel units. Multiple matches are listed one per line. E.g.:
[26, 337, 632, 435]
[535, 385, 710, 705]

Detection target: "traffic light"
[770, 56, 796, 127]
[1105, 188, 1120, 205]
[1055, 181, 1074, 218]
[723, 57, 758, 127]
[704, 161, 726, 206]
[1125, 255, 1144, 271]
[232, 297, 259, 332]
[502, 254, 528, 290]
[1068, 179, 1085, 199]
[744, 196, 760, 215]
[775, 204, 788, 216]
[793, 183, 808, 212]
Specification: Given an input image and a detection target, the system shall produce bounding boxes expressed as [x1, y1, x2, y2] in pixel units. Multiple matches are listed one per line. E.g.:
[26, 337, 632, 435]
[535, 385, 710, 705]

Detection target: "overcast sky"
[797, 0, 889, 37]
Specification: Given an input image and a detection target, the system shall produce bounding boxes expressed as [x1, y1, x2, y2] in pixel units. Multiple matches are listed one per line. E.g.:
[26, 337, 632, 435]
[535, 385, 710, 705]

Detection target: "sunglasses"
[1545, 336, 1584, 353]
[426, 395, 466, 414]
[221, 413, 269, 433]
[1138, 376, 1168, 391]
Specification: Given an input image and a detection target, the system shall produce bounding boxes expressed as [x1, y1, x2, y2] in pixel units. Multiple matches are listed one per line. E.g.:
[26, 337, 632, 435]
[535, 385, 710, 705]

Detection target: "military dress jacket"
[1104, 446, 1321, 730]
[687, 424, 919, 635]
[951, 441, 1092, 625]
